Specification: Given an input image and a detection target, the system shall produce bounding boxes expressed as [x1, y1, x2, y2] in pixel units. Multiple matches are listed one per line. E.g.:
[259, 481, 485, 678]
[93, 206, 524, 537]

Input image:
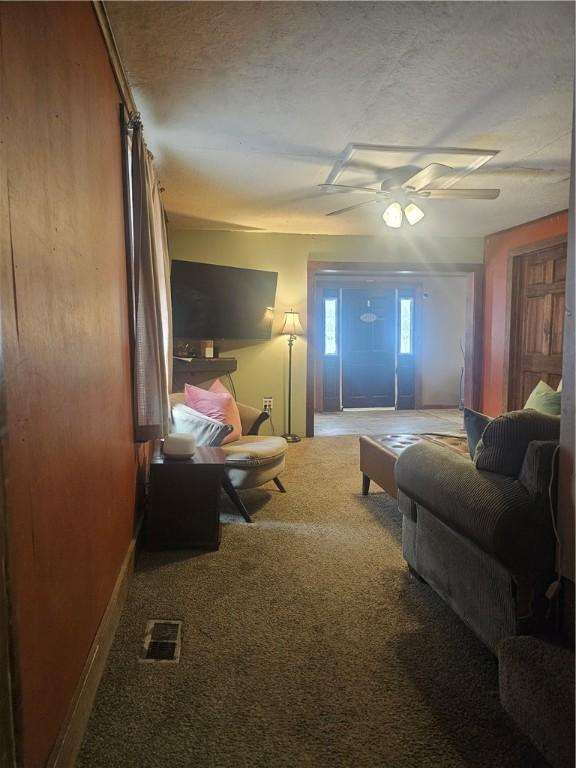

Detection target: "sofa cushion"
[524, 380, 562, 416]
[395, 441, 555, 574]
[463, 408, 492, 458]
[474, 409, 560, 477]
[222, 435, 287, 467]
[518, 440, 559, 504]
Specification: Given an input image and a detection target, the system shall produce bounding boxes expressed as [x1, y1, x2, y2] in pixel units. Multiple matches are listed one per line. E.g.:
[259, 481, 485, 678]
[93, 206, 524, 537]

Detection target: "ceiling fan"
[319, 163, 500, 225]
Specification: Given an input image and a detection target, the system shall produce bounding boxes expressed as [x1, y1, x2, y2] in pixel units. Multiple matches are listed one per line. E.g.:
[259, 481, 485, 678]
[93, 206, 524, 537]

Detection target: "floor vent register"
[139, 620, 182, 663]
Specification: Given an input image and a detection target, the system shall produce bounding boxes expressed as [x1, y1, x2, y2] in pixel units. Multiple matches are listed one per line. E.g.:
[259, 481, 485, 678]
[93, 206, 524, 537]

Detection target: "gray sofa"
[395, 410, 560, 652]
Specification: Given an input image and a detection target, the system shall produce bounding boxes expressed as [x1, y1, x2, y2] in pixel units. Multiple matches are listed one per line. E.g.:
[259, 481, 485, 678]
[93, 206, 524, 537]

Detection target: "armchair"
[169, 392, 288, 522]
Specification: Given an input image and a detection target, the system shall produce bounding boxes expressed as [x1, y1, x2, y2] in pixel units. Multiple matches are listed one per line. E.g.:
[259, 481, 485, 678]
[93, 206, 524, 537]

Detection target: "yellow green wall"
[168, 229, 483, 434]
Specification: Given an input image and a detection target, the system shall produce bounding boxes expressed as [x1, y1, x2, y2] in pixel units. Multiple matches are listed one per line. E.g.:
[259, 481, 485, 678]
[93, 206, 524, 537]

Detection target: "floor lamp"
[281, 309, 304, 443]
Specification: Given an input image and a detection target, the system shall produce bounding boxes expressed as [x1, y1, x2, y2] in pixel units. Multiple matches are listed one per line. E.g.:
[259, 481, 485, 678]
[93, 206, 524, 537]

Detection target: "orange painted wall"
[0, 3, 136, 765]
[482, 210, 569, 416]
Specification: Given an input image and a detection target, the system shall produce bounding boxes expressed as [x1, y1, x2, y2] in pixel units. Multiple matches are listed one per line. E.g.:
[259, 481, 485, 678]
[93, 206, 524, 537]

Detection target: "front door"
[341, 289, 396, 408]
[508, 240, 567, 409]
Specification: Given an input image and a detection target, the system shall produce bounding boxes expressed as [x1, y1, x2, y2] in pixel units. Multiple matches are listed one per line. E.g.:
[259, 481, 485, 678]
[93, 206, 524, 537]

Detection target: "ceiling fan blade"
[318, 183, 387, 194]
[401, 163, 453, 192]
[326, 200, 378, 217]
[415, 188, 501, 199]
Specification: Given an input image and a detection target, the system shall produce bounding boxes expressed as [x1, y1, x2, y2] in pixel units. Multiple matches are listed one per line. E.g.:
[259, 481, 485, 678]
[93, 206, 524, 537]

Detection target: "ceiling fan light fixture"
[382, 202, 403, 228]
[404, 202, 425, 226]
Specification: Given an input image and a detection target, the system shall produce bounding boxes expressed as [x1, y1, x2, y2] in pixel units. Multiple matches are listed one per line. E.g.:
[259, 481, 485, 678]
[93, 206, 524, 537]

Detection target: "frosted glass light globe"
[382, 202, 403, 228]
[404, 202, 425, 225]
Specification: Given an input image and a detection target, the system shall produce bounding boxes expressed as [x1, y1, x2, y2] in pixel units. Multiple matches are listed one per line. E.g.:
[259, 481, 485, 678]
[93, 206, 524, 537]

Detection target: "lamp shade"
[281, 309, 304, 336]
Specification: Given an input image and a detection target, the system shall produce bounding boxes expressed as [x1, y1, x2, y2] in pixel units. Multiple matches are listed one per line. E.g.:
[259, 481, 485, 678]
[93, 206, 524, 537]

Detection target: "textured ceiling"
[107, 1, 574, 237]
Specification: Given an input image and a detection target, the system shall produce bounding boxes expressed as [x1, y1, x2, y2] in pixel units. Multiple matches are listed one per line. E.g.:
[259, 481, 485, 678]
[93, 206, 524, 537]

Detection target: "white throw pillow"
[171, 402, 231, 446]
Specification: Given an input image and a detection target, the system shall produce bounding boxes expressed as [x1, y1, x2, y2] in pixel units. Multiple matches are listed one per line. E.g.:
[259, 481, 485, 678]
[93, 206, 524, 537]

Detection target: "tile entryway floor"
[314, 408, 464, 436]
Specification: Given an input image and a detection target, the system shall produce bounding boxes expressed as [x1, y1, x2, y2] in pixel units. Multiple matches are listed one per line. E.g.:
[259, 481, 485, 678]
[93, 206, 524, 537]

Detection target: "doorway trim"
[306, 260, 484, 437]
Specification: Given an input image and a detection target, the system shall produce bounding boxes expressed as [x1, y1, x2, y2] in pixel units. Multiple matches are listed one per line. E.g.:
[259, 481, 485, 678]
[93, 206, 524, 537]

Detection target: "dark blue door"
[341, 289, 396, 408]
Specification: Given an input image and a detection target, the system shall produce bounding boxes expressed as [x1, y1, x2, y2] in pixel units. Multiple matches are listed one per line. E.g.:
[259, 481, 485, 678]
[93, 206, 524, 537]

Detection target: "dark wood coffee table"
[146, 442, 227, 550]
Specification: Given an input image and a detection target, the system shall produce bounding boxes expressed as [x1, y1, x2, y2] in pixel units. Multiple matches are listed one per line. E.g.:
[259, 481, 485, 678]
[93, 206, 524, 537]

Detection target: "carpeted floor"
[78, 436, 548, 768]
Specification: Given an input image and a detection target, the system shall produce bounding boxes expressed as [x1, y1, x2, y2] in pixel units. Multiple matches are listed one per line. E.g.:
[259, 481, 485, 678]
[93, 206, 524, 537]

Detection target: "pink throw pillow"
[184, 383, 242, 444]
[209, 378, 230, 395]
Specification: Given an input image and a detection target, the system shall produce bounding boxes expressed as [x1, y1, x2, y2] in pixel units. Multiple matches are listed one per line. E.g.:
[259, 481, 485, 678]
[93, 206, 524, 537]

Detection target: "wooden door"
[508, 241, 567, 410]
[341, 289, 396, 408]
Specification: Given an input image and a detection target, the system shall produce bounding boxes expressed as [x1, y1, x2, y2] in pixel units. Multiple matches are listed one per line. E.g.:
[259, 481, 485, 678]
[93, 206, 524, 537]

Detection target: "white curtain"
[130, 122, 172, 440]
[145, 148, 173, 394]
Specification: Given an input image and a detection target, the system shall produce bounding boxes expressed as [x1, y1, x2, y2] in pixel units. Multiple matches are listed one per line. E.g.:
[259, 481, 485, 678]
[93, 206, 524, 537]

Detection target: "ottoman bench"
[359, 433, 467, 497]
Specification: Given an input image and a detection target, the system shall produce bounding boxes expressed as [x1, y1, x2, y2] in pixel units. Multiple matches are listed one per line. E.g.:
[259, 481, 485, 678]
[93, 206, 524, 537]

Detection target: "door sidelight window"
[324, 297, 338, 356]
[399, 297, 414, 355]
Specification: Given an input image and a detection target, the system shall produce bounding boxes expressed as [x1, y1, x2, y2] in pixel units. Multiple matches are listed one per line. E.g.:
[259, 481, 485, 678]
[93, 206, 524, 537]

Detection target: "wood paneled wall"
[0, 25, 17, 761]
[558, 116, 574, 632]
[0, 4, 136, 766]
[482, 210, 569, 416]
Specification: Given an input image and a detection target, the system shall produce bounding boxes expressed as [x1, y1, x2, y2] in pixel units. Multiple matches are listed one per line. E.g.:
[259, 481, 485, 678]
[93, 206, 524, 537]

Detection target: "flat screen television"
[171, 260, 278, 340]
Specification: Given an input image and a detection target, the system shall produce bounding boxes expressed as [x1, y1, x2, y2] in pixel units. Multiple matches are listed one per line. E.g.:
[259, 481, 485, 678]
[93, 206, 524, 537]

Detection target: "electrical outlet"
[263, 397, 273, 413]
